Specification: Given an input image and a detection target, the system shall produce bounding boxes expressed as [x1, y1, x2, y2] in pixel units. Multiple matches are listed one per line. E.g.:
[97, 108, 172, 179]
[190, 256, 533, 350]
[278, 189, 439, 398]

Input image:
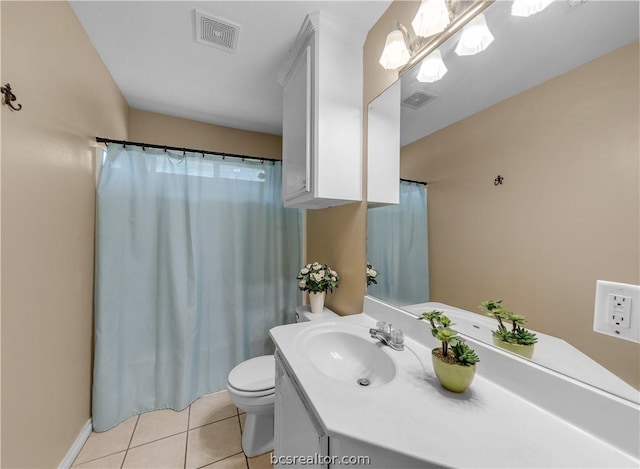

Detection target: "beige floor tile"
[73, 451, 126, 468]
[130, 408, 189, 447]
[122, 433, 187, 468]
[189, 391, 238, 429]
[186, 417, 242, 469]
[74, 416, 138, 465]
[247, 452, 273, 469]
[202, 452, 248, 468]
[239, 414, 246, 432]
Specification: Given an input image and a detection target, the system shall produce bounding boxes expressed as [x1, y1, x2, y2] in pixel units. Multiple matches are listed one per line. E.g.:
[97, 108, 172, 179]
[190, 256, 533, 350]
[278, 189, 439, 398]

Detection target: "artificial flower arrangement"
[297, 262, 340, 293]
[366, 263, 378, 286]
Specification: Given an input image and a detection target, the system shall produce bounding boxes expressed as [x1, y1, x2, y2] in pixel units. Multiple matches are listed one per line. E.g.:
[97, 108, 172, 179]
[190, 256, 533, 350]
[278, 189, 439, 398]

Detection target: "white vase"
[309, 291, 326, 314]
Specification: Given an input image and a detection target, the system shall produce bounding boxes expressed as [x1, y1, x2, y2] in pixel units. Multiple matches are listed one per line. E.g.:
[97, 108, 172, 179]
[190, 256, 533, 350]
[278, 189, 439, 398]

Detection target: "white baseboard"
[59, 419, 93, 468]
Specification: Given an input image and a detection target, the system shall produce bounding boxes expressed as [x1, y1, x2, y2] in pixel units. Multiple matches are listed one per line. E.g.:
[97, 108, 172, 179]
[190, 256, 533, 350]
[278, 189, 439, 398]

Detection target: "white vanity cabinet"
[278, 13, 363, 209]
[274, 352, 328, 469]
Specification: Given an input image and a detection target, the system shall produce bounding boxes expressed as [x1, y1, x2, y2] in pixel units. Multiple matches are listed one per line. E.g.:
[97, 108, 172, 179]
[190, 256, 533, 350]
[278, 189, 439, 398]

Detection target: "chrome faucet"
[369, 321, 404, 351]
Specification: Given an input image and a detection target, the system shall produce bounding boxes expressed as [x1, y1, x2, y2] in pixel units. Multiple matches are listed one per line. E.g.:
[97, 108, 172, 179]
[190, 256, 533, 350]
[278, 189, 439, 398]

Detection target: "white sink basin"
[297, 324, 396, 387]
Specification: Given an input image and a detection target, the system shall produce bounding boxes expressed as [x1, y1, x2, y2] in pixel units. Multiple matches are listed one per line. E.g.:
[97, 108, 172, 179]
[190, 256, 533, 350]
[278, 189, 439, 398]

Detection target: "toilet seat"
[227, 355, 275, 397]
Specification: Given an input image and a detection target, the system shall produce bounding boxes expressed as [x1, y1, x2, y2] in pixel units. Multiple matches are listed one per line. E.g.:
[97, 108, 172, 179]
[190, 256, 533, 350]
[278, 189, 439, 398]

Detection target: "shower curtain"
[93, 144, 301, 431]
[367, 181, 429, 305]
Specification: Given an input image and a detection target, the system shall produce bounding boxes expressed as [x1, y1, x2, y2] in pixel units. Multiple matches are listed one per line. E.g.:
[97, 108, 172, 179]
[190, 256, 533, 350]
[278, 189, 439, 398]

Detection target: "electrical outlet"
[607, 293, 631, 328]
[594, 280, 640, 343]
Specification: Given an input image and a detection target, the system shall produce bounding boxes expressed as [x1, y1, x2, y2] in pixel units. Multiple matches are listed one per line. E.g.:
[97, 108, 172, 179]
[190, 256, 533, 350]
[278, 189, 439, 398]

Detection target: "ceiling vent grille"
[194, 10, 239, 53]
[402, 91, 436, 110]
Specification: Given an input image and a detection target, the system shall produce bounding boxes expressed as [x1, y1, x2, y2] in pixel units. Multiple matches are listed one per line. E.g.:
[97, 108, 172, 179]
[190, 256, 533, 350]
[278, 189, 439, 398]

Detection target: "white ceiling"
[70, 0, 392, 135]
[399, 0, 640, 146]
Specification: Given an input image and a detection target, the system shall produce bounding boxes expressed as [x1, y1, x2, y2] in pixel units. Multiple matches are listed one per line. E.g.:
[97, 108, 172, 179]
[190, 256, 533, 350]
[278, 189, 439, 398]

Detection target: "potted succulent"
[480, 300, 538, 359]
[297, 262, 339, 313]
[417, 310, 480, 393]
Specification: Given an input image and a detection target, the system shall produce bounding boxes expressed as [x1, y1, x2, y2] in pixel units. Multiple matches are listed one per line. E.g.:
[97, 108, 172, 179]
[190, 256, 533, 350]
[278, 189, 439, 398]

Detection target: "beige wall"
[402, 42, 640, 388]
[129, 109, 282, 159]
[307, 0, 419, 315]
[1, 2, 129, 467]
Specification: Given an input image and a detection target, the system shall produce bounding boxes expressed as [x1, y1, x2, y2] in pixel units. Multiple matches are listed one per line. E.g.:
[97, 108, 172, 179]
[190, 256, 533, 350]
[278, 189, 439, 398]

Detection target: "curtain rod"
[400, 178, 427, 186]
[95, 137, 281, 164]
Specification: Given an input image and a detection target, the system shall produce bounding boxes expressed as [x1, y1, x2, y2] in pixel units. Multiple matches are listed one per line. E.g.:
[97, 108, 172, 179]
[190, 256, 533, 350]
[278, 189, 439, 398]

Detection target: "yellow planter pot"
[431, 349, 476, 393]
[492, 336, 535, 359]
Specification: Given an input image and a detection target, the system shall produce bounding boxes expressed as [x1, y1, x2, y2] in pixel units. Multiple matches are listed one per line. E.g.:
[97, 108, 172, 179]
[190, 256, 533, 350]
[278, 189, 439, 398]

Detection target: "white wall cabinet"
[279, 13, 363, 209]
[367, 81, 401, 206]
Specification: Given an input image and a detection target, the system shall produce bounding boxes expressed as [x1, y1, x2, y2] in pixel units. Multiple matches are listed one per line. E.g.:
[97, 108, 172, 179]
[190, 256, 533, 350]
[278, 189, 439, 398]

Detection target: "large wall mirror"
[366, 0, 639, 403]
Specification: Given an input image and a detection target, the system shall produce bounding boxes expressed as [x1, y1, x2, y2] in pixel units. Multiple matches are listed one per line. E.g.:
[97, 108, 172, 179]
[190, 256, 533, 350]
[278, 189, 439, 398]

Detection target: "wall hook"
[1, 83, 22, 111]
[494, 175, 504, 186]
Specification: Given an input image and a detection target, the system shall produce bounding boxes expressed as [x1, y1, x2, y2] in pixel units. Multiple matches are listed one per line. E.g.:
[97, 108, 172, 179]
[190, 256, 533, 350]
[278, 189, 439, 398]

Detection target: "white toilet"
[226, 305, 337, 457]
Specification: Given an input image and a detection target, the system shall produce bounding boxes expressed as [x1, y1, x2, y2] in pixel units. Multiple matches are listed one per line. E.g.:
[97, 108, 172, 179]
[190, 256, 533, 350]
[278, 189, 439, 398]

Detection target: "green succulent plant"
[417, 310, 479, 366]
[450, 341, 480, 366]
[480, 300, 538, 346]
[513, 327, 538, 345]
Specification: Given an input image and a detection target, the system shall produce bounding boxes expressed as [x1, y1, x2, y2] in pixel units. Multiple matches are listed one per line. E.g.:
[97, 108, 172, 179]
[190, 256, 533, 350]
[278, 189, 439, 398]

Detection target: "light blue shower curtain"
[93, 144, 301, 431]
[367, 181, 429, 306]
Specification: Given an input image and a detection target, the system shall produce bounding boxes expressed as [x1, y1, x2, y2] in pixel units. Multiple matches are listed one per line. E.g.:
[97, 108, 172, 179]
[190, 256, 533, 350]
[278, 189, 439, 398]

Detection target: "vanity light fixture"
[511, 0, 553, 17]
[411, 0, 452, 38]
[416, 49, 448, 83]
[454, 12, 494, 56]
[379, 21, 411, 70]
[381, 0, 452, 71]
[379, 0, 495, 73]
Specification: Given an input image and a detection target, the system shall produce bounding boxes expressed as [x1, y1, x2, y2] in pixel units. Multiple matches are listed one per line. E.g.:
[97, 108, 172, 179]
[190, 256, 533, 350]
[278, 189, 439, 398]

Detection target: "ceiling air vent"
[194, 9, 239, 53]
[402, 91, 436, 110]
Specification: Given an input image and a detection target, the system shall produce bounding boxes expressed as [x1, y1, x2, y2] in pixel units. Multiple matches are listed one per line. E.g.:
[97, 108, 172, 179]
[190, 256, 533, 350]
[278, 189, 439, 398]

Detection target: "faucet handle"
[390, 329, 405, 348]
[376, 321, 387, 331]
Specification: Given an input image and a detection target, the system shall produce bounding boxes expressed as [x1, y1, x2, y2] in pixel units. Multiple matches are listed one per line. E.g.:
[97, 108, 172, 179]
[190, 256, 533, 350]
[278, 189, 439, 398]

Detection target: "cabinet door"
[274, 353, 327, 468]
[367, 80, 401, 205]
[282, 41, 312, 202]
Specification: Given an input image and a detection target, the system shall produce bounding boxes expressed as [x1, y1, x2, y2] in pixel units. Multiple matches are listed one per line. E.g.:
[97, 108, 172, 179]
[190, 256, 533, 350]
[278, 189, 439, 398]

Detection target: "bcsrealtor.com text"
[271, 453, 371, 466]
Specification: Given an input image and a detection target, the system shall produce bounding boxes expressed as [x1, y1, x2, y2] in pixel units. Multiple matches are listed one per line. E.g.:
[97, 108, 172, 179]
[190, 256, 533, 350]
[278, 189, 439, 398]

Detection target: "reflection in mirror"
[366, 0, 639, 402]
[367, 180, 429, 306]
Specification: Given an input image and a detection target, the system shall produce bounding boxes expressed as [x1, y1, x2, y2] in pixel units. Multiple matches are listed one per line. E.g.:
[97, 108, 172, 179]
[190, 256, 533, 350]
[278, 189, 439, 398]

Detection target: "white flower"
[370, 269, 377, 277]
[318, 270, 325, 278]
[306, 263, 312, 269]
[312, 262, 320, 268]
[313, 273, 322, 282]
[330, 270, 337, 276]
[301, 268, 309, 275]
[299, 280, 306, 288]
[331, 276, 336, 281]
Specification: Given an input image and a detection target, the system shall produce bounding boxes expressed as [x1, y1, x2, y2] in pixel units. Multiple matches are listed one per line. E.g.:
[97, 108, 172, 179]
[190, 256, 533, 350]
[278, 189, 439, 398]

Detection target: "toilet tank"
[295, 305, 338, 323]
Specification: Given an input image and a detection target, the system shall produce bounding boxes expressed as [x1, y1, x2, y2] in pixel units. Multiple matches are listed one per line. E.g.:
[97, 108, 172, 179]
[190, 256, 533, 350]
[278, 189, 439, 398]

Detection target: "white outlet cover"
[593, 280, 640, 343]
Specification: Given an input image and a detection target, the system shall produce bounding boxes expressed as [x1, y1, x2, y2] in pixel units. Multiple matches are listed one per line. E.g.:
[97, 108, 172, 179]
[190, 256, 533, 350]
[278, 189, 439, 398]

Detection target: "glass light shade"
[411, 0, 451, 38]
[379, 28, 411, 70]
[416, 49, 448, 83]
[511, 0, 554, 17]
[454, 13, 494, 56]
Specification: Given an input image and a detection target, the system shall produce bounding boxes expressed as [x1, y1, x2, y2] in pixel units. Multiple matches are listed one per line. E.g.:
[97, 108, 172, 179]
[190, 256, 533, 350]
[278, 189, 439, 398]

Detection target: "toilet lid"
[228, 355, 275, 392]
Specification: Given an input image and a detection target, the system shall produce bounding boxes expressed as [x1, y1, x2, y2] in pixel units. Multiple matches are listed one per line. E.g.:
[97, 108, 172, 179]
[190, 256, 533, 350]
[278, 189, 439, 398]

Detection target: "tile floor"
[72, 390, 272, 469]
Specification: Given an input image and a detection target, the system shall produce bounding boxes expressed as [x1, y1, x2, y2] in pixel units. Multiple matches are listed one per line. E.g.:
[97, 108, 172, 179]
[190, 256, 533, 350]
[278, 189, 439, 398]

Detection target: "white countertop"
[403, 301, 640, 404]
[270, 312, 639, 468]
